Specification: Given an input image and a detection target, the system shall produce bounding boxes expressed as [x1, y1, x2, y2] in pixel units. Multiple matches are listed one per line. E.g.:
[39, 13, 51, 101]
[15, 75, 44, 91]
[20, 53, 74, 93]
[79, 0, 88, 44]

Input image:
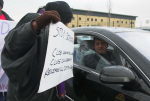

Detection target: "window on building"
[131, 22, 134, 24]
[121, 21, 123, 24]
[113, 21, 115, 27]
[72, 25, 75, 27]
[73, 17, 75, 20]
[87, 18, 89, 21]
[95, 19, 97, 21]
[117, 21, 119, 23]
[101, 19, 103, 22]
[126, 21, 128, 24]
[79, 17, 81, 20]
[79, 25, 81, 27]
[91, 18, 93, 21]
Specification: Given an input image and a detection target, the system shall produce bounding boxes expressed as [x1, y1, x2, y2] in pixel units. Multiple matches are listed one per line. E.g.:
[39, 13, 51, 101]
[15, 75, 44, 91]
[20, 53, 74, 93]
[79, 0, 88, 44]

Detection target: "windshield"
[116, 30, 150, 61]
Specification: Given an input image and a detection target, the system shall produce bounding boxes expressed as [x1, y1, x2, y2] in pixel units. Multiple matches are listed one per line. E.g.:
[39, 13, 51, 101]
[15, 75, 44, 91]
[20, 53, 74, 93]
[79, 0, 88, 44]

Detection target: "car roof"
[136, 27, 150, 31]
[72, 26, 145, 34]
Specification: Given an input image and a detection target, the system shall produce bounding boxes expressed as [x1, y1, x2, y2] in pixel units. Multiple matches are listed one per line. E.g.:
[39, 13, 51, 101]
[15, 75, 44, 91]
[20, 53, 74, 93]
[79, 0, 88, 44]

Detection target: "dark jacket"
[1, 13, 58, 101]
[83, 51, 115, 70]
[1, 10, 13, 20]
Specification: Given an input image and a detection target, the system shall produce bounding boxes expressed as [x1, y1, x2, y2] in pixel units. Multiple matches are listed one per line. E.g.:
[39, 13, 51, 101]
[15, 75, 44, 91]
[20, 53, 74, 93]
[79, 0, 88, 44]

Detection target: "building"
[140, 18, 150, 27]
[68, 9, 137, 28]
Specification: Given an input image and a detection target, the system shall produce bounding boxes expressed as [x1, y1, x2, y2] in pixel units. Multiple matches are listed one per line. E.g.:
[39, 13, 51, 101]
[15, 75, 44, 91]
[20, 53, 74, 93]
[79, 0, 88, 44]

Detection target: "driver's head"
[94, 38, 108, 54]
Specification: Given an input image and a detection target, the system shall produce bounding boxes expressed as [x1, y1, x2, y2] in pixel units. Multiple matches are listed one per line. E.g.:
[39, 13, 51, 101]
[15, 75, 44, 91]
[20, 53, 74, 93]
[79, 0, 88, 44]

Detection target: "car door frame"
[73, 28, 150, 87]
[73, 28, 150, 101]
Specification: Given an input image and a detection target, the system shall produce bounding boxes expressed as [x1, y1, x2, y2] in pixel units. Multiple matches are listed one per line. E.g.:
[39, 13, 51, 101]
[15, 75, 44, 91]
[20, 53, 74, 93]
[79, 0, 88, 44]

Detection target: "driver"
[82, 37, 115, 69]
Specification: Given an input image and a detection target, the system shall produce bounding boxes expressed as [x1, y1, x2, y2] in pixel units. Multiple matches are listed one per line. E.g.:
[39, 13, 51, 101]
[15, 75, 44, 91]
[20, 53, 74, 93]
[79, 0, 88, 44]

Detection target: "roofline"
[72, 8, 137, 20]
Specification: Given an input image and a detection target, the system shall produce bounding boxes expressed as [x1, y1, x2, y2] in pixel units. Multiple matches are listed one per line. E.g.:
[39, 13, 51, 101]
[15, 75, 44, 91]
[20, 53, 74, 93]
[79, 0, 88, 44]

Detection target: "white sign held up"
[0, 20, 17, 92]
[38, 22, 74, 93]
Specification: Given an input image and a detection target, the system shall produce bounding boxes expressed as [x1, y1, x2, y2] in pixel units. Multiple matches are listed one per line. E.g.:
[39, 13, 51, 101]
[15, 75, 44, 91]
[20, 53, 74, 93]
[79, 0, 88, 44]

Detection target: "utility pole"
[107, 0, 111, 27]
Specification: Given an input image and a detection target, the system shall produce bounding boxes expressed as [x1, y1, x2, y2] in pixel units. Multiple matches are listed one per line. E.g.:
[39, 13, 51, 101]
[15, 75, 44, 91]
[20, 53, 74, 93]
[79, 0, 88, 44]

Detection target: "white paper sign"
[38, 22, 74, 93]
[0, 20, 16, 92]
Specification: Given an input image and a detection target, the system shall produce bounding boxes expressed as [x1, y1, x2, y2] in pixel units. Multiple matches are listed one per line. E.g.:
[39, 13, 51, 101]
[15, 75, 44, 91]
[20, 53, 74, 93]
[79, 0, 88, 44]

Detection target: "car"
[65, 26, 150, 101]
[136, 27, 150, 31]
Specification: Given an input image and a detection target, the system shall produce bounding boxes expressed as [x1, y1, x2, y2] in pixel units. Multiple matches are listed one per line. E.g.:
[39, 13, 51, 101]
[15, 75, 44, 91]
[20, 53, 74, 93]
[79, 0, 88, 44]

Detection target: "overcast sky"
[3, 0, 150, 27]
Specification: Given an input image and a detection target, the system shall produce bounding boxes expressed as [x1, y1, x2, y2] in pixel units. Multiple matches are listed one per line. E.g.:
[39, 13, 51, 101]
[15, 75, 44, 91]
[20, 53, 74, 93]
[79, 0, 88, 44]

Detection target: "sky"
[3, 0, 150, 27]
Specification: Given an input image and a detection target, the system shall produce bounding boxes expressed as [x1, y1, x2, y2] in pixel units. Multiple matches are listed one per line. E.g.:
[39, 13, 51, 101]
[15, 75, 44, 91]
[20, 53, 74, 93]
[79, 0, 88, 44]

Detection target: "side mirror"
[99, 66, 135, 84]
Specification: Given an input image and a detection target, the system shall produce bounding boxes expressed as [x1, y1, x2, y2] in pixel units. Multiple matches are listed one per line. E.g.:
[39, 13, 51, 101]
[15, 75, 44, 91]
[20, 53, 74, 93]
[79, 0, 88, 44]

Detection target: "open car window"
[74, 34, 116, 71]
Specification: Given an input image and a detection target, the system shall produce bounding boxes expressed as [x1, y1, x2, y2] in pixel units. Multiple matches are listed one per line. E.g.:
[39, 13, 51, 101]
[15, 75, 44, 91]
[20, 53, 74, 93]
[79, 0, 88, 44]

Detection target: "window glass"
[73, 35, 94, 64]
[81, 37, 116, 71]
[74, 35, 137, 73]
[74, 35, 116, 70]
[73, 34, 150, 101]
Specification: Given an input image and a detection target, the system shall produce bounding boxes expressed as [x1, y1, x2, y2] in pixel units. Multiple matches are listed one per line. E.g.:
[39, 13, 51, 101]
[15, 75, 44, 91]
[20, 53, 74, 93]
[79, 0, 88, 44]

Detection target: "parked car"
[136, 27, 150, 31]
[65, 27, 150, 101]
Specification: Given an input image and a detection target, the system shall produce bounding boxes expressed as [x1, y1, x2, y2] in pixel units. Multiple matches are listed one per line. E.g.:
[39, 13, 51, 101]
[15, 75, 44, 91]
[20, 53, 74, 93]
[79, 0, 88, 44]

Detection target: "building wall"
[68, 11, 136, 28]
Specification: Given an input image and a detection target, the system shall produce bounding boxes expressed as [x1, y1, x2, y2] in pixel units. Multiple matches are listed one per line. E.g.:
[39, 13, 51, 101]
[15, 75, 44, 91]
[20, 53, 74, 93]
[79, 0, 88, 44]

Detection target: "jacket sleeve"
[1, 13, 40, 82]
[4, 13, 40, 59]
[4, 22, 37, 58]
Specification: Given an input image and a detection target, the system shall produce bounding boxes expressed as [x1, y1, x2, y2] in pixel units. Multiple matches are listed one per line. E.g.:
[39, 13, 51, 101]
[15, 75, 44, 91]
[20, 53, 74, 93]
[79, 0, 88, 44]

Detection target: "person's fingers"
[44, 11, 61, 22]
[34, 10, 61, 31]
[48, 10, 60, 19]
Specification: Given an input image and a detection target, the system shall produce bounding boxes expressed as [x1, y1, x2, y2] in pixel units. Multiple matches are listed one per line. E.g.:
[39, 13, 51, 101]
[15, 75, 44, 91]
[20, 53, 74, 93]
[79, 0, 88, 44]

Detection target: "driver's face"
[94, 39, 108, 54]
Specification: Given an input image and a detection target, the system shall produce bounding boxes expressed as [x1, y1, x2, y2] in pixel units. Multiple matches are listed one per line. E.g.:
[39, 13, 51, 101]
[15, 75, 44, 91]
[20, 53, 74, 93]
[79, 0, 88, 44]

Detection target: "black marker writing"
[0, 22, 10, 35]
[52, 27, 74, 43]
[50, 58, 72, 66]
[52, 48, 73, 57]
[44, 65, 73, 78]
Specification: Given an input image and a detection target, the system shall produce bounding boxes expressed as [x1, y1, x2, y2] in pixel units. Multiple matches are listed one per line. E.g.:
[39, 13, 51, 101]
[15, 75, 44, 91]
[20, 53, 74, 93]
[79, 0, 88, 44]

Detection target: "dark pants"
[0, 92, 7, 101]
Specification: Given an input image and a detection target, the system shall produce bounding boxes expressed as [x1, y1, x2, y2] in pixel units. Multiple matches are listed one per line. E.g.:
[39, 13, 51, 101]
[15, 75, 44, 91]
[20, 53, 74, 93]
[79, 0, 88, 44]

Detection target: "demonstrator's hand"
[32, 10, 61, 31]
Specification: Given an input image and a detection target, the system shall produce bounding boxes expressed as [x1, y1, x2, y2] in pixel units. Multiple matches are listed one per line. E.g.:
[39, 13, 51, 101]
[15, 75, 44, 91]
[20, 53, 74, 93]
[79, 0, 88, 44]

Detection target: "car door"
[70, 31, 150, 101]
[72, 33, 135, 101]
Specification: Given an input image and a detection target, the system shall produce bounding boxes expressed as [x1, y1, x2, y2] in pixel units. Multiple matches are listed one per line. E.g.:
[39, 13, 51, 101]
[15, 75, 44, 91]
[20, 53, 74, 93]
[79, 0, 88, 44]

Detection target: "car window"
[74, 35, 117, 70]
[119, 54, 132, 68]
[73, 35, 94, 64]
[73, 34, 150, 101]
[74, 35, 138, 71]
